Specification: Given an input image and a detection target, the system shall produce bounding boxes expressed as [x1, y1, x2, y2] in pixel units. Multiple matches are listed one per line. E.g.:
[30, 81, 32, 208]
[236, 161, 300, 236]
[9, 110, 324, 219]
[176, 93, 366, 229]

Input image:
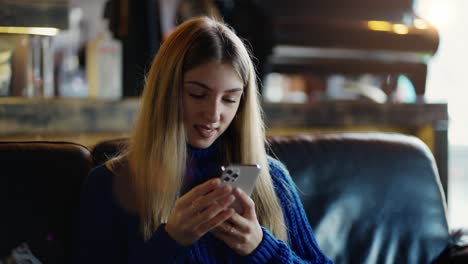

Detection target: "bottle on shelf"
[86, 16, 122, 100]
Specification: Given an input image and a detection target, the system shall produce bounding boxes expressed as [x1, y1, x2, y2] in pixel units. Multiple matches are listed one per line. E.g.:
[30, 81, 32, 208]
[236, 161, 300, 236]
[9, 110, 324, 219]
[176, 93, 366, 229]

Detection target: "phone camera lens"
[223, 177, 230, 182]
[226, 169, 233, 174]
[232, 173, 239, 178]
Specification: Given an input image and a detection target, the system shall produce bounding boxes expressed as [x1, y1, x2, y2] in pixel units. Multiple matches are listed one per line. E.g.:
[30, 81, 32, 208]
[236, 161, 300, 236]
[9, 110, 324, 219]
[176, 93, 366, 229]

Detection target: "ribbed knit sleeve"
[75, 165, 189, 264]
[127, 224, 188, 263]
[247, 158, 333, 263]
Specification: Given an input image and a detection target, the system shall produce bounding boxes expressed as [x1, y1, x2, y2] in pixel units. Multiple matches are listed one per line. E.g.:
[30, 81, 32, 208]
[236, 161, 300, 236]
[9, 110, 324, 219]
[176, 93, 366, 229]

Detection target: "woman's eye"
[223, 98, 237, 104]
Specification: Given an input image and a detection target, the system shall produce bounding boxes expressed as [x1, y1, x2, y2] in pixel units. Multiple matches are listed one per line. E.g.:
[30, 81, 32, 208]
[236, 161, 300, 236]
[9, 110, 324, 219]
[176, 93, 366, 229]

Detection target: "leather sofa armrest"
[450, 228, 468, 263]
[433, 245, 468, 264]
[433, 229, 468, 263]
[451, 246, 468, 263]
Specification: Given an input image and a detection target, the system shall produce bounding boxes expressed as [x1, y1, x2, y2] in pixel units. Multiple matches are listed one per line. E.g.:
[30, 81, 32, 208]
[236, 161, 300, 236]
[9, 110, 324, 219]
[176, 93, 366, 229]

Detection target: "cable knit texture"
[74, 142, 332, 263]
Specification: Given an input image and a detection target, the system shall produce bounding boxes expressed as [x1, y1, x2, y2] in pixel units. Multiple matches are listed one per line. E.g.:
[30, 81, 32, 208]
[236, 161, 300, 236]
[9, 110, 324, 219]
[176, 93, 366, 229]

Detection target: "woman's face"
[183, 62, 244, 148]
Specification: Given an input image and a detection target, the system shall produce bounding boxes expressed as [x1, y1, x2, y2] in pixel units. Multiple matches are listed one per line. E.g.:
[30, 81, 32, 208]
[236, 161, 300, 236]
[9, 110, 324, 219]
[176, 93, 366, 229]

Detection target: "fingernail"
[212, 179, 220, 185]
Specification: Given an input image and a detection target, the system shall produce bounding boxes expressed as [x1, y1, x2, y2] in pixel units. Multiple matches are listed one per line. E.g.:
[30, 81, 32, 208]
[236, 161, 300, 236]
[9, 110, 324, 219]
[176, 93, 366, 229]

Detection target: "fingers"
[214, 220, 248, 246]
[177, 178, 221, 207]
[212, 228, 237, 244]
[196, 207, 235, 235]
[227, 212, 251, 233]
[217, 213, 250, 238]
[165, 181, 233, 246]
[191, 184, 233, 213]
[233, 188, 256, 219]
[218, 221, 238, 235]
[210, 189, 263, 256]
[191, 193, 235, 225]
[213, 213, 264, 256]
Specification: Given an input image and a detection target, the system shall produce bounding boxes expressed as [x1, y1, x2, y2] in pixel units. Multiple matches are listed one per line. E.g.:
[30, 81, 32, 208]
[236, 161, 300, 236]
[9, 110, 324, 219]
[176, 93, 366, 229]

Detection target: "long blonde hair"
[125, 17, 288, 242]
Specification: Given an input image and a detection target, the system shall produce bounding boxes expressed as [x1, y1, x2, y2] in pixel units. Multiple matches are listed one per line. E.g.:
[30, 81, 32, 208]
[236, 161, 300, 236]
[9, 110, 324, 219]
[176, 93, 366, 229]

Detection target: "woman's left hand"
[211, 187, 263, 256]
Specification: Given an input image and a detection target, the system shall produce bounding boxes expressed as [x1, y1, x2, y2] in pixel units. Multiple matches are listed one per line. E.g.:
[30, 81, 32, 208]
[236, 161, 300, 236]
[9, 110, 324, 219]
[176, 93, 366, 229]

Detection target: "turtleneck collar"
[187, 138, 223, 159]
[183, 138, 225, 194]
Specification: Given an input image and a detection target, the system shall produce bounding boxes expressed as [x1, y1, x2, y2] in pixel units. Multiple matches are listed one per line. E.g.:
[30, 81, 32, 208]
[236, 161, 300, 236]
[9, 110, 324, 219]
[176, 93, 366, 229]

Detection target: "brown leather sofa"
[0, 141, 92, 263]
[1, 133, 466, 263]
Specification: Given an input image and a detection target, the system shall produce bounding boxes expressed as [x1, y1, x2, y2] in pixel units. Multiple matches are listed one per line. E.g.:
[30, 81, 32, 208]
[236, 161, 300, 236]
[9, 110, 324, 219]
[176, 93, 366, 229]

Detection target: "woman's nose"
[203, 100, 221, 123]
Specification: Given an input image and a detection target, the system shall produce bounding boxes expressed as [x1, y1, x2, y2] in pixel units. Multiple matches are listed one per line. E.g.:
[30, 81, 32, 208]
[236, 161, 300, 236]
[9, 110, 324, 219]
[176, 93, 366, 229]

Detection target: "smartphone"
[220, 164, 261, 214]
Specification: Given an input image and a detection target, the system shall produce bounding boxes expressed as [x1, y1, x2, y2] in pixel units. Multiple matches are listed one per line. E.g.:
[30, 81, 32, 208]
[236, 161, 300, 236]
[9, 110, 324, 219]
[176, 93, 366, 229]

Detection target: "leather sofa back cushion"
[0, 142, 92, 263]
[91, 133, 451, 263]
[267, 133, 450, 263]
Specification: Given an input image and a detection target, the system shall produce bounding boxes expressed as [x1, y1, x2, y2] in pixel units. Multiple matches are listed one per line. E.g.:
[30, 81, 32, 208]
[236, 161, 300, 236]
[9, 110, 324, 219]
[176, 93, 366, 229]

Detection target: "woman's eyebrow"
[185, 81, 212, 90]
[185, 81, 243, 93]
[225, 88, 243, 93]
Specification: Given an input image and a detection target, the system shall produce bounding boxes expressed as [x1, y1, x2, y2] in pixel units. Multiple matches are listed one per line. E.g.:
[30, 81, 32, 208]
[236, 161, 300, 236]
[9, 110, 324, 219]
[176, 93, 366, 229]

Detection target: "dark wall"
[108, 0, 162, 97]
[258, 0, 415, 18]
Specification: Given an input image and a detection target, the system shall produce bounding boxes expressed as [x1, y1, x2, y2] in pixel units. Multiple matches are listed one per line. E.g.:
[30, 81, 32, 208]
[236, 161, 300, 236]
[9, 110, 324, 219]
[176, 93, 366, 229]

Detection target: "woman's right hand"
[165, 178, 235, 246]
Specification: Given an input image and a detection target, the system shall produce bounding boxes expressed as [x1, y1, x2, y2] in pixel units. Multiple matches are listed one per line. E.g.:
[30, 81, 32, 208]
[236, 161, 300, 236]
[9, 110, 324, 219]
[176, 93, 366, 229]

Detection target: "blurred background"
[416, 0, 468, 230]
[0, 0, 466, 230]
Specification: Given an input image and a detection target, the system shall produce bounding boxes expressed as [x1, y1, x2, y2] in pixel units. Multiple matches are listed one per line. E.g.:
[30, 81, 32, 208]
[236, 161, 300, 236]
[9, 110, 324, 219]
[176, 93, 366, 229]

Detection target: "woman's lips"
[195, 125, 218, 138]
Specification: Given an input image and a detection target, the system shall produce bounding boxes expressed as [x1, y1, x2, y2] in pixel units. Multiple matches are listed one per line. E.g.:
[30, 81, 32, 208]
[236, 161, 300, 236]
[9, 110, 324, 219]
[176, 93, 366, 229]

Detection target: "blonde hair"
[124, 17, 288, 242]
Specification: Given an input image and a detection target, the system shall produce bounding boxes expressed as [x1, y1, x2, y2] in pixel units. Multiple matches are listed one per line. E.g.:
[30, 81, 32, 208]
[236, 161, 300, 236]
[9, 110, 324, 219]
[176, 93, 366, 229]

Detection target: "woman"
[76, 17, 332, 263]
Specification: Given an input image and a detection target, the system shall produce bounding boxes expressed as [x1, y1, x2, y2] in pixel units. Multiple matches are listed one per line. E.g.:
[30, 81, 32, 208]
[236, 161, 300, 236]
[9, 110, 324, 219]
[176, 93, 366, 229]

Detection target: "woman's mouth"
[195, 125, 218, 138]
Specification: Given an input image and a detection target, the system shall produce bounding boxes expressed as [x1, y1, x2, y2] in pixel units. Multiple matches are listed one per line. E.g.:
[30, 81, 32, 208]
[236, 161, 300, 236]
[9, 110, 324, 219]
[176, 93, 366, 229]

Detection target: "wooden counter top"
[0, 97, 447, 136]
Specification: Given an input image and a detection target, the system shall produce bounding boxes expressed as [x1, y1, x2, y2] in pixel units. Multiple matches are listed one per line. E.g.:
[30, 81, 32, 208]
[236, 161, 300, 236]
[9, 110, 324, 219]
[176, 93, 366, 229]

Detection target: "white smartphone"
[220, 164, 261, 214]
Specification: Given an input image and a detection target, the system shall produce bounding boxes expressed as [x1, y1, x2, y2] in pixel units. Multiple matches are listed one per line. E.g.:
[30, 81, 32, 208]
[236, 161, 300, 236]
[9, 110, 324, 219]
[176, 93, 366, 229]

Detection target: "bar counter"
[0, 97, 447, 135]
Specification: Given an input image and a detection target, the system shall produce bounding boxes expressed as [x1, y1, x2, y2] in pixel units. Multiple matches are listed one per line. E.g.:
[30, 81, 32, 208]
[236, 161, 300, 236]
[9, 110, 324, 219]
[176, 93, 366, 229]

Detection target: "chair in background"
[0, 141, 92, 264]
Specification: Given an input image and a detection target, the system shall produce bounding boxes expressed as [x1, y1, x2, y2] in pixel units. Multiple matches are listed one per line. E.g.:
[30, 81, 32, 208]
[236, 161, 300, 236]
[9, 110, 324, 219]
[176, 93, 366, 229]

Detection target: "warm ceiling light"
[414, 19, 429, 30]
[393, 24, 409, 35]
[0, 26, 59, 36]
[367, 20, 392, 32]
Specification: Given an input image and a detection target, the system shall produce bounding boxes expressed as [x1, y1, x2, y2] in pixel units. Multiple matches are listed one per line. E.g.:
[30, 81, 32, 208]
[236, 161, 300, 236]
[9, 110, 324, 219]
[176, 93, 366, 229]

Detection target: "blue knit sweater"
[75, 143, 332, 263]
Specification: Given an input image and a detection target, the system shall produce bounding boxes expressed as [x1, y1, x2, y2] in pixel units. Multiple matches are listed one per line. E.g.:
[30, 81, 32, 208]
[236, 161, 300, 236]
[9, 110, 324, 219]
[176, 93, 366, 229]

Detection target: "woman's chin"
[188, 138, 216, 149]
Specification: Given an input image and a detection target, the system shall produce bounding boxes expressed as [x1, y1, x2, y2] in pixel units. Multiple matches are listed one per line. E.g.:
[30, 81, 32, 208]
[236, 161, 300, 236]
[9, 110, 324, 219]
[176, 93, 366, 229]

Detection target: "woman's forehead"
[183, 62, 244, 91]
